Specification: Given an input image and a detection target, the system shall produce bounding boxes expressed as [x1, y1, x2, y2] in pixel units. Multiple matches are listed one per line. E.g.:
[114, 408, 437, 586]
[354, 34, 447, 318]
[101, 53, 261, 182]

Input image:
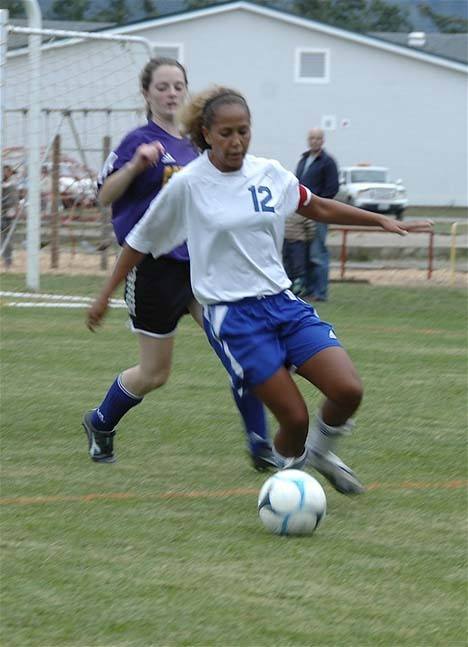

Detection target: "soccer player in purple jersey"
[83, 60, 274, 470]
[86, 86, 433, 495]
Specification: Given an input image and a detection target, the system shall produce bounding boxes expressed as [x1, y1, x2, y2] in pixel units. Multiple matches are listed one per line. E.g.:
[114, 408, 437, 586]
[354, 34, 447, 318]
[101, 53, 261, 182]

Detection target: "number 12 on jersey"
[248, 185, 275, 213]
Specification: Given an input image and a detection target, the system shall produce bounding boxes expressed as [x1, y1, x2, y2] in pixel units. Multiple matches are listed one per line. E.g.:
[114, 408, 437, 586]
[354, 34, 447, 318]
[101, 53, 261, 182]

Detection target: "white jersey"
[126, 151, 304, 305]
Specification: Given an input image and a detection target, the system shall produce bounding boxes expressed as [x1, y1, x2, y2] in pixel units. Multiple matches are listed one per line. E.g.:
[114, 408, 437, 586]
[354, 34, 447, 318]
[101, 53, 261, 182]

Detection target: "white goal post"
[1, 4, 154, 288]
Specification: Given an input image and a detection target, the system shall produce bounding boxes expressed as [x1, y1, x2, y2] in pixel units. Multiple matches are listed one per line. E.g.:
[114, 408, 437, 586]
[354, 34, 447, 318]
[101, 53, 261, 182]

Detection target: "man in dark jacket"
[295, 128, 339, 301]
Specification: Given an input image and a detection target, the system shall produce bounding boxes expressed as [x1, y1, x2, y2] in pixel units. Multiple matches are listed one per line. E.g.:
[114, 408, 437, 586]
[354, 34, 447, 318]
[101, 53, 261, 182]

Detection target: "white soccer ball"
[258, 469, 326, 536]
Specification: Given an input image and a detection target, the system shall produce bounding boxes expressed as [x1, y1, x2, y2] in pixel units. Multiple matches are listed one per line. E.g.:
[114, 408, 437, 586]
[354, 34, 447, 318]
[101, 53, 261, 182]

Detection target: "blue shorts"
[203, 290, 341, 394]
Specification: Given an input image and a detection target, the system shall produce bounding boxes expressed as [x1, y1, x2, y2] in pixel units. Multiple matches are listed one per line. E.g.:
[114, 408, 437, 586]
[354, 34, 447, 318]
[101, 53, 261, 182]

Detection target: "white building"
[4, 1, 468, 206]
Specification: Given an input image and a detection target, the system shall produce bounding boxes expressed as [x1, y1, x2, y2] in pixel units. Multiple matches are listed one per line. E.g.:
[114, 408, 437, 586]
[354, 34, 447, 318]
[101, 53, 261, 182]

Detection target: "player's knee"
[337, 377, 363, 411]
[143, 366, 171, 391]
[285, 406, 309, 434]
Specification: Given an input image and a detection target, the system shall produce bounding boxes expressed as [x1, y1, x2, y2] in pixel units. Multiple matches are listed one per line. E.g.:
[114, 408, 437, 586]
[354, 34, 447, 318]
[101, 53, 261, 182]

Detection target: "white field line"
[0, 291, 126, 309]
[4, 302, 127, 308]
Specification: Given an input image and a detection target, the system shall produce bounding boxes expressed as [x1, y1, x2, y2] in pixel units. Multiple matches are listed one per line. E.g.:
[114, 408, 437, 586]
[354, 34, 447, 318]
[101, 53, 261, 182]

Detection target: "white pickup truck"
[335, 166, 408, 220]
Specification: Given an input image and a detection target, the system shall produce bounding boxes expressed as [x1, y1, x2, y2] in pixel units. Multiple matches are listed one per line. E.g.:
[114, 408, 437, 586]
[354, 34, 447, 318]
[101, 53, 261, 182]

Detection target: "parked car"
[52, 163, 97, 209]
[3, 147, 98, 211]
[336, 165, 408, 219]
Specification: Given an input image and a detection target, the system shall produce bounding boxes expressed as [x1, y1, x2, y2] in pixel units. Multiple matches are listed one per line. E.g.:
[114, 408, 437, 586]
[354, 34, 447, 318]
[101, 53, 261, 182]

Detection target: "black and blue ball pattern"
[258, 469, 326, 536]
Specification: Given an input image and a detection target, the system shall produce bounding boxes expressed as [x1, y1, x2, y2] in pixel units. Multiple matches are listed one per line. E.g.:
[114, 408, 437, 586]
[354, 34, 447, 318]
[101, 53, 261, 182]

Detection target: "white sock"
[306, 413, 354, 455]
[273, 445, 308, 469]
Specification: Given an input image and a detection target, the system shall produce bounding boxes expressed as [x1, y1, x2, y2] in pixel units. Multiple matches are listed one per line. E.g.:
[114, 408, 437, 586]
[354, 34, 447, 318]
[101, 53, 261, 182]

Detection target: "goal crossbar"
[7, 25, 154, 55]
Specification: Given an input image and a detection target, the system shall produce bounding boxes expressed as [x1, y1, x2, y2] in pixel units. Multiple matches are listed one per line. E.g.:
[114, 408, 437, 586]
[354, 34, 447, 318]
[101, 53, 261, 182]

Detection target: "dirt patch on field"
[2, 249, 467, 289]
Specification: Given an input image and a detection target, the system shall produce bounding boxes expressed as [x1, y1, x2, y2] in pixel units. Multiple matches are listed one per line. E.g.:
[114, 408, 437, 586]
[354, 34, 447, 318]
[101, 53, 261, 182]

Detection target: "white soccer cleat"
[306, 414, 364, 494]
[307, 450, 365, 495]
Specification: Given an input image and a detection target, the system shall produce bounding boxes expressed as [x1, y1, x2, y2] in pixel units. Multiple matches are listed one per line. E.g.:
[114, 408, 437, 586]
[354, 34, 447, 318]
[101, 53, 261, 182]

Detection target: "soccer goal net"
[1, 18, 154, 281]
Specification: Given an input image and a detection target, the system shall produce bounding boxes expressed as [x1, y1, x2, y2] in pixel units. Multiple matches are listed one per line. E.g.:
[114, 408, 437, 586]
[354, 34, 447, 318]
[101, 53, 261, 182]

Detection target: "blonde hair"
[180, 86, 250, 150]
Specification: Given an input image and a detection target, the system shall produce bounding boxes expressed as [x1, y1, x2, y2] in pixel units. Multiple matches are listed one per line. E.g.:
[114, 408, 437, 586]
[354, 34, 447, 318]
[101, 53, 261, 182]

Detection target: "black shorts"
[124, 255, 194, 337]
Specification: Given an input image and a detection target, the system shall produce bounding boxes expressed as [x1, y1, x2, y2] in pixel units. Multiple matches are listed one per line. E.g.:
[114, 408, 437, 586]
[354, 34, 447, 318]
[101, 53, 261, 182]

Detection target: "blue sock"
[91, 375, 142, 431]
[231, 387, 271, 455]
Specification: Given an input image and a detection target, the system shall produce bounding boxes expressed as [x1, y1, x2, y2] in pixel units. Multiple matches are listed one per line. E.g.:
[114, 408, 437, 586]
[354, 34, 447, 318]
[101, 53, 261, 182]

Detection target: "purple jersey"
[98, 120, 198, 261]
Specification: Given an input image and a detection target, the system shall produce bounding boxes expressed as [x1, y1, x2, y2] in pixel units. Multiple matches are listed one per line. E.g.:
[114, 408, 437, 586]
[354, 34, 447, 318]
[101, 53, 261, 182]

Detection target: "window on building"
[295, 48, 329, 83]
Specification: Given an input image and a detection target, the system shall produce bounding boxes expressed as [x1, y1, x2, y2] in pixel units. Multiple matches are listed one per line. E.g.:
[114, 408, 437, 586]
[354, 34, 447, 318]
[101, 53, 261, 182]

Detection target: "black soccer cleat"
[82, 410, 116, 463]
[250, 444, 278, 472]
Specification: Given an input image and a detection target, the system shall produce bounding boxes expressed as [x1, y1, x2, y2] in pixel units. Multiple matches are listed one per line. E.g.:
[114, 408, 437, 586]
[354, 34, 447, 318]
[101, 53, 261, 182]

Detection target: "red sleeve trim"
[298, 184, 312, 208]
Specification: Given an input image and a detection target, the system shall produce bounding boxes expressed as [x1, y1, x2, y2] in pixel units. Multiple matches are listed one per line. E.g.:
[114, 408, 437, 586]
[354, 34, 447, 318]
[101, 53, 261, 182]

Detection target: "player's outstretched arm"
[298, 195, 433, 235]
[99, 141, 165, 207]
[87, 244, 146, 332]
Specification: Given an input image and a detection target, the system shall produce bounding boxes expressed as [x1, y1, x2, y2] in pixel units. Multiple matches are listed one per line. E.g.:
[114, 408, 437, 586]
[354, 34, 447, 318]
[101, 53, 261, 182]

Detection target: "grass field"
[1, 274, 467, 646]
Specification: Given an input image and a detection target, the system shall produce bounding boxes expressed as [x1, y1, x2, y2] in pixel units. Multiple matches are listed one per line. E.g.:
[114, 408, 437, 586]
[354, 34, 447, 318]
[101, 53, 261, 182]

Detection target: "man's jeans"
[307, 222, 329, 300]
[283, 240, 308, 292]
[283, 240, 310, 281]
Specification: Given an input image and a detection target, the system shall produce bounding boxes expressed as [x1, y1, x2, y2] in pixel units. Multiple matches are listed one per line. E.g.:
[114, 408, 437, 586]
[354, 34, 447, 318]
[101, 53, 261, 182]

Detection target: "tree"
[292, 0, 331, 24]
[2, 0, 25, 18]
[367, 0, 413, 32]
[93, 0, 131, 24]
[292, 0, 412, 33]
[185, 0, 225, 8]
[330, 0, 369, 32]
[141, 0, 158, 18]
[51, 0, 91, 21]
[418, 2, 468, 33]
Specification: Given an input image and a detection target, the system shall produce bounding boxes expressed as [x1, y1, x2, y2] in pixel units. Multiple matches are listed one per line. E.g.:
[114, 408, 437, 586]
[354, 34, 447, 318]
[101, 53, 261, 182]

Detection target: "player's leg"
[121, 333, 174, 395]
[297, 346, 362, 426]
[278, 291, 364, 493]
[83, 255, 183, 463]
[204, 297, 309, 470]
[252, 367, 309, 469]
[83, 333, 174, 463]
[296, 347, 364, 494]
[199, 300, 274, 470]
[187, 299, 204, 328]
[230, 387, 275, 471]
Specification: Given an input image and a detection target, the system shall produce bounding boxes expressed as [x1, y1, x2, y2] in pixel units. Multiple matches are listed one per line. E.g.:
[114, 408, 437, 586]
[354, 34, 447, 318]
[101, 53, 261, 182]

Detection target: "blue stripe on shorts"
[203, 290, 341, 392]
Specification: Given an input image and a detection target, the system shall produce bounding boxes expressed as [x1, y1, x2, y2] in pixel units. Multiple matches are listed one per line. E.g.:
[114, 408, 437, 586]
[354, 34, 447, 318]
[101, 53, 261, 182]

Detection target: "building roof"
[7, 1, 468, 73]
[369, 32, 468, 65]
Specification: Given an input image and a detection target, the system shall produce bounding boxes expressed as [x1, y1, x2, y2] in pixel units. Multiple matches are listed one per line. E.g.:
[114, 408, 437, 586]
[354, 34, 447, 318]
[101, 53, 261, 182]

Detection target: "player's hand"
[87, 296, 109, 332]
[380, 217, 434, 236]
[132, 141, 165, 172]
[399, 219, 434, 233]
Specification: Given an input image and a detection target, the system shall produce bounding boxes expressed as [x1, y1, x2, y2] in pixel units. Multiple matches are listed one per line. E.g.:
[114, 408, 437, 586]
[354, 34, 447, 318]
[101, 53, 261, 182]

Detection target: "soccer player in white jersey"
[86, 86, 433, 495]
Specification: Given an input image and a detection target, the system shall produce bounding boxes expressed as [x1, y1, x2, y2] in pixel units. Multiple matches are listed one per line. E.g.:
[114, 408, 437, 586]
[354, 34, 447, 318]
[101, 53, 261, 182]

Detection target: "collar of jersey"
[203, 150, 246, 177]
[146, 119, 184, 141]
